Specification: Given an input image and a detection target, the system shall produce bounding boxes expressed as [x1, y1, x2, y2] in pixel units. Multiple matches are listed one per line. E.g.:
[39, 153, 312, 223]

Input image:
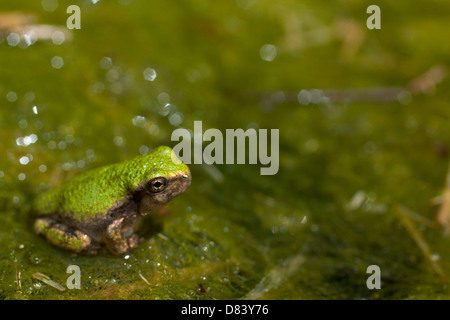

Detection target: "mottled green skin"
[33, 146, 189, 222]
[32, 146, 191, 254]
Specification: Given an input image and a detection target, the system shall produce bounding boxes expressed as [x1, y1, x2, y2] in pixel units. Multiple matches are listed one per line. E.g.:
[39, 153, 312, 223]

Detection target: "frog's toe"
[86, 246, 104, 255]
[128, 234, 144, 249]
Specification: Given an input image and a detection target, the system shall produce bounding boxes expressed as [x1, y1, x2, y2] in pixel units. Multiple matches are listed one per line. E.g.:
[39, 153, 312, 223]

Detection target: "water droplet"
[132, 115, 147, 127]
[24, 92, 35, 102]
[431, 253, 440, 261]
[19, 156, 31, 165]
[48, 141, 57, 149]
[65, 135, 74, 144]
[147, 123, 160, 136]
[259, 44, 277, 62]
[297, 90, 312, 105]
[51, 31, 65, 45]
[18, 173, 26, 181]
[58, 141, 67, 150]
[113, 136, 125, 147]
[62, 162, 74, 171]
[7, 33, 20, 46]
[157, 92, 170, 105]
[139, 145, 150, 154]
[19, 119, 28, 129]
[89, 82, 105, 95]
[23, 31, 38, 47]
[32, 106, 38, 114]
[30, 134, 38, 143]
[39, 165, 47, 173]
[100, 57, 112, 70]
[143, 68, 157, 81]
[106, 68, 120, 82]
[168, 112, 184, 126]
[6, 91, 17, 102]
[110, 82, 123, 94]
[51, 56, 64, 69]
[16, 134, 38, 147]
[310, 89, 324, 104]
[41, 0, 59, 12]
[159, 104, 171, 116]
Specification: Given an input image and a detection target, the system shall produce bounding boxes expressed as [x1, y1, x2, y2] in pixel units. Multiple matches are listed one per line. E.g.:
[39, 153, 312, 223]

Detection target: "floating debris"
[256, 65, 447, 108]
[138, 272, 151, 286]
[408, 65, 447, 95]
[242, 253, 305, 299]
[436, 160, 450, 231]
[14, 259, 21, 291]
[395, 205, 447, 283]
[347, 190, 367, 211]
[0, 12, 72, 46]
[198, 283, 207, 293]
[32, 272, 66, 291]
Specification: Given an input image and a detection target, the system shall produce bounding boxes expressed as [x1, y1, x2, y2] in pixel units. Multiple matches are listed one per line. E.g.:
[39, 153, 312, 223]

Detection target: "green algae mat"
[1, 0, 450, 299]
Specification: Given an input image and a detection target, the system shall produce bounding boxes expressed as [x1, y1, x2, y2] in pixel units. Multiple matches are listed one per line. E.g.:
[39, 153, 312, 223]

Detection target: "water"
[0, 0, 449, 299]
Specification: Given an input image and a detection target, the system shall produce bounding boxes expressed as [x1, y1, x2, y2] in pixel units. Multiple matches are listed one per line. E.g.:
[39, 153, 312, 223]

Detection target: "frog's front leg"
[34, 218, 102, 254]
[103, 215, 143, 255]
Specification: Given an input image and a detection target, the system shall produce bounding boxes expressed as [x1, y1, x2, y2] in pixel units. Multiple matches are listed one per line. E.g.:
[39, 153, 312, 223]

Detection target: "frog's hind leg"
[34, 218, 101, 254]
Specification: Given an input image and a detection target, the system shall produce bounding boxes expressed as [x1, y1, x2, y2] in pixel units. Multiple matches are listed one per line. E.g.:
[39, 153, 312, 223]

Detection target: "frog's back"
[33, 146, 188, 221]
[33, 163, 129, 221]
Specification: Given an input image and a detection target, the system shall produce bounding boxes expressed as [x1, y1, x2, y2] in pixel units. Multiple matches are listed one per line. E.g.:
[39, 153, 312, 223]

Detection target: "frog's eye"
[148, 177, 167, 193]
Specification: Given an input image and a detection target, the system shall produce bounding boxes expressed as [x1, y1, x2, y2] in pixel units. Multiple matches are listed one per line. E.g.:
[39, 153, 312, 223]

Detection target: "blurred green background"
[1, 0, 450, 299]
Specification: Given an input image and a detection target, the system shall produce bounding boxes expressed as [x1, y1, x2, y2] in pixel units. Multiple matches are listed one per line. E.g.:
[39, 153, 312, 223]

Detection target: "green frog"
[32, 146, 191, 255]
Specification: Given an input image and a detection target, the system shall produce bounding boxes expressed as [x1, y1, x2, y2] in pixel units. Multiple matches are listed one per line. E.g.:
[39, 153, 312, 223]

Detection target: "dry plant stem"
[32, 272, 66, 292]
[396, 205, 448, 284]
[436, 160, 450, 229]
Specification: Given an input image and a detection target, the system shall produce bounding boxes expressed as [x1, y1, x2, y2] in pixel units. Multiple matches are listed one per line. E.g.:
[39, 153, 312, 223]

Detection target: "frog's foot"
[104, 216, 144, 255]
[34, 218, 102, 254]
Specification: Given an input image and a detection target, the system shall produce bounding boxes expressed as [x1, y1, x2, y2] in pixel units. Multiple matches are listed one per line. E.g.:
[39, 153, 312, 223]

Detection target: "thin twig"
[32, 272, 66, 292]
[138, 272, 151, 286]
[395, 205, 448, 284]
[436, 160, 450, 229]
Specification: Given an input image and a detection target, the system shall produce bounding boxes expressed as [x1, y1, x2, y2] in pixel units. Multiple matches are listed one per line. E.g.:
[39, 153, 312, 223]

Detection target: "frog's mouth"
[156, 171, 191, 201]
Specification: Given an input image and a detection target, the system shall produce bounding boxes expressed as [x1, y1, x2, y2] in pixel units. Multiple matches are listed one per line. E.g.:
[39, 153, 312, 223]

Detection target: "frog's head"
[126, 146, 191, 214]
